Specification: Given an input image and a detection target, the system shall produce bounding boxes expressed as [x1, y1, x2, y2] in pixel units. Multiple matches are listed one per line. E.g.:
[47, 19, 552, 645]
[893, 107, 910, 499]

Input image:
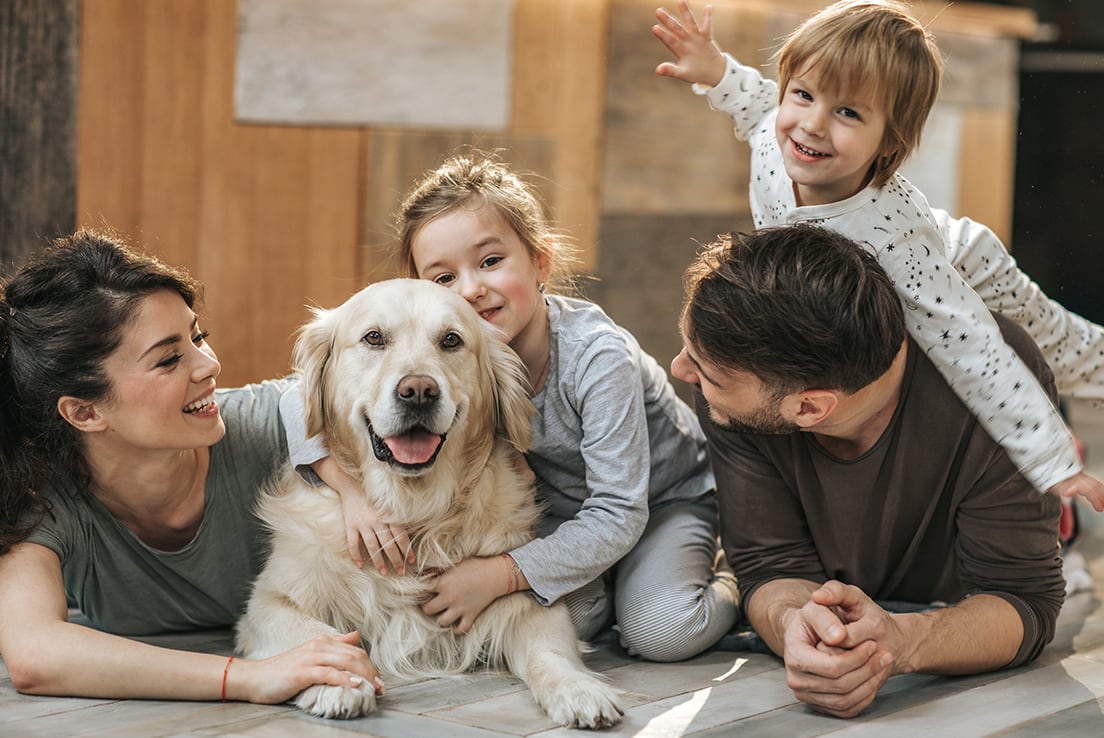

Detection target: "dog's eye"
[440, 331, 463, 350]
[363, 330, 385, 346]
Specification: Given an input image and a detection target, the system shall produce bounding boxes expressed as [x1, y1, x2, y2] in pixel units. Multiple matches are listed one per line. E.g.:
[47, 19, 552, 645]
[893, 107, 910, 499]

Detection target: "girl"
[284, 152, 739, 662]
[0, 231, 380, 703]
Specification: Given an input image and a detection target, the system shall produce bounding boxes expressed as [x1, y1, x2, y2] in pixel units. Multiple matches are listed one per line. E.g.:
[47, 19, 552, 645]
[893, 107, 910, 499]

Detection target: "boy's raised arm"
[653, 1, 727, 87]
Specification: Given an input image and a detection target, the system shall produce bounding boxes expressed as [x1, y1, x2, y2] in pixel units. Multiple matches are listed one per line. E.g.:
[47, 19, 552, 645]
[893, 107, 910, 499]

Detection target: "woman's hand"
[228, 631, 384, 704]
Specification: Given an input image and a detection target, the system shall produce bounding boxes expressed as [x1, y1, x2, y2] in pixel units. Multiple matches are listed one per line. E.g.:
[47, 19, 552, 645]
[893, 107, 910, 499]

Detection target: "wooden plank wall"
[76, 0, 608, 387]
[75, 0, 1029, 387]
[0, 0, 78, 265]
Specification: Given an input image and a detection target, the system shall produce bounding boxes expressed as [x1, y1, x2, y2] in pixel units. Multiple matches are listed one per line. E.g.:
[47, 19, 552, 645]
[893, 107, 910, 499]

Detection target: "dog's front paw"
[541, 676, 623, 729]
[294, 682, 377, 719]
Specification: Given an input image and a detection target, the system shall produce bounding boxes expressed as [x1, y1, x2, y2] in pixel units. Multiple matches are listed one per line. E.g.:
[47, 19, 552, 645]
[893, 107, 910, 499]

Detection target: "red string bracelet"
[221, 655, 235, 702]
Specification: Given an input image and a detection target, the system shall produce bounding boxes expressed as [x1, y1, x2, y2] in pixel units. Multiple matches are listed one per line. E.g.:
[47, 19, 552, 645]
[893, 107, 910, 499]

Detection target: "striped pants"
[561, 493, 740, 662]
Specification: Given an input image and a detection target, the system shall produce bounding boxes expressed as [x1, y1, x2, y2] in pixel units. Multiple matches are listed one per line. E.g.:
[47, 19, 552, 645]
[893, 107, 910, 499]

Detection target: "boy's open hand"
[653, 1, 727, 88]
[1049, 470, 1104, 512]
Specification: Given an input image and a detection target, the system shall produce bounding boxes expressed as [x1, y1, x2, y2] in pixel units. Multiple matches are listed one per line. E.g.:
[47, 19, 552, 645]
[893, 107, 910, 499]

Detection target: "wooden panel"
[76, 0, 146, 240]
[235, 0, 513, 130]
[77, 0, 362, 386]
[0, 0, 78, 264]
[360, 131, 555, 284]
[512, 0, 609, 272]
[603, 0, 765, 216]
[958, 108, 1016, 244]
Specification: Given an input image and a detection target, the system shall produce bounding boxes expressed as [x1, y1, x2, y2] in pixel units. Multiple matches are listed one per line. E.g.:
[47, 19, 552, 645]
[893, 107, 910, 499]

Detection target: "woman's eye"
[193, 330, 210, 346]
[156, 353, 183, 369]
[441, 331, 463, 350]
[363, 330, 385, 346]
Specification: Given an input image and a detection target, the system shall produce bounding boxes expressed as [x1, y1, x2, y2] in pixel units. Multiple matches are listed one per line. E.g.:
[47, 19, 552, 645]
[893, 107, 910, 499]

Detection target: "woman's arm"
[0, 543, 380, 702]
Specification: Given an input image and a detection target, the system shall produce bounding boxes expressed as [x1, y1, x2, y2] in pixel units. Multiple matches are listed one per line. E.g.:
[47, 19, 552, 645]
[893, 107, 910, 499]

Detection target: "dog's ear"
[293, 306, 337, 438]
[487, 335, 534, 453]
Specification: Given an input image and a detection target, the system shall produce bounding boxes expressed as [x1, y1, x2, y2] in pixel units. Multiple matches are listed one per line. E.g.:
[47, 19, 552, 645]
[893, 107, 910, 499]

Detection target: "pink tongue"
[385, 430, 442, 464]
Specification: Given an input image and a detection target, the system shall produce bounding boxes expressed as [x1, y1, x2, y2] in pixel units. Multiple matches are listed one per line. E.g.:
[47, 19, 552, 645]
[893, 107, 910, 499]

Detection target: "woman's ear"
[57, 396, 108, 432]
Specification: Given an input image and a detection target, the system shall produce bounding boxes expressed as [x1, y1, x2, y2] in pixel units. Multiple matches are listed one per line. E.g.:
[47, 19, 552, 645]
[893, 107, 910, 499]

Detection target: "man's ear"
[787, 390, 839, 428]
[57, 396, 108, 432]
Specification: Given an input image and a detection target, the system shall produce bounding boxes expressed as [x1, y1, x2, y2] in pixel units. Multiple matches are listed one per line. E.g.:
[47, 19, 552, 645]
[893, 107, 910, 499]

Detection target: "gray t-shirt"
[26, 379, 290, 635]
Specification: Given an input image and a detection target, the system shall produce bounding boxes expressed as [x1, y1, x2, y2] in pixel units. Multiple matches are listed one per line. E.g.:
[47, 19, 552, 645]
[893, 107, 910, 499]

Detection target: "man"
[671, 224, 1065, 718]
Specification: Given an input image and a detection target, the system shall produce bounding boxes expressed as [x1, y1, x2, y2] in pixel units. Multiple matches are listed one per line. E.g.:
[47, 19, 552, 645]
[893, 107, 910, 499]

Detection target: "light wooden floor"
[5, 401, 1104, 737]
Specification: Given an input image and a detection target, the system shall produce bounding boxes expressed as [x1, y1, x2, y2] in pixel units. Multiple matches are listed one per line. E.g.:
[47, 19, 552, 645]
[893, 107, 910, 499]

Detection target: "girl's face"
[412, 203, 550, 348]
[775, 64, 889, 206]
[93, 289, 224, 453]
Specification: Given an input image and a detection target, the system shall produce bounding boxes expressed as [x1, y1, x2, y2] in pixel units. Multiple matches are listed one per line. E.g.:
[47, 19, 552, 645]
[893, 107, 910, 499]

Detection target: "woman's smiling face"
[92, 289, 224, 452]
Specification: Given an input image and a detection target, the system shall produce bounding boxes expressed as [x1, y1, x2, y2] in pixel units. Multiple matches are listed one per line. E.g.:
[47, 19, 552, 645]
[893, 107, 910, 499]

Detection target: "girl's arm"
[281, 381, 412, 572]
[420, 553, 529, 634]
[0, 543, 380, 701]
[882, 219, 1104, 509]
[312, 457, 413, 575]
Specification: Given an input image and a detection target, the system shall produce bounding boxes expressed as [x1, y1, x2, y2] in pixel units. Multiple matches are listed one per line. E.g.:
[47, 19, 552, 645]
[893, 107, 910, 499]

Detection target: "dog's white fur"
[236, 279, 622, 727]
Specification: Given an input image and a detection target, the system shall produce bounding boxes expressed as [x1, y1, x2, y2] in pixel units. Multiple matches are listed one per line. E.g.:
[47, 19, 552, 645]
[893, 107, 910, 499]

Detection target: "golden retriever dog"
[236, 279, 623, 728]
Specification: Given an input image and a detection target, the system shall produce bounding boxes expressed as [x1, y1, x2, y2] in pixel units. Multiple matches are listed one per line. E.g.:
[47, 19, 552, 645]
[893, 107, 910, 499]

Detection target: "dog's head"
[293, 279, 534, 479]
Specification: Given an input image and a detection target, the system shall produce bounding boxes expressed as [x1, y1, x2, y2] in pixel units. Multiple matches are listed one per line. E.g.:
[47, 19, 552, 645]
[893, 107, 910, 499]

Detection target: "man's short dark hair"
[681, 223, 905, 394]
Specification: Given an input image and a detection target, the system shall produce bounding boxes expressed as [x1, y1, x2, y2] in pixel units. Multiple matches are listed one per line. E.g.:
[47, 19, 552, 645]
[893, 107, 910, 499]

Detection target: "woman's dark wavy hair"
[681, 223, 904, 396]
[0, 229, 201, 554]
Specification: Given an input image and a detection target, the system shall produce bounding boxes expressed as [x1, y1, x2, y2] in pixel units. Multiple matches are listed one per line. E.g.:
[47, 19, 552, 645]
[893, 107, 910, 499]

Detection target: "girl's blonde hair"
[395, 149, 578, 293]
[774, 0, 942, 189]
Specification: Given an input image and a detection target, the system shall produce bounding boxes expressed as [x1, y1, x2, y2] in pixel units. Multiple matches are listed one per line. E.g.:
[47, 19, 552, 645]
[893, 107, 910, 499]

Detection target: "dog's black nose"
[396, 374, 439, 406]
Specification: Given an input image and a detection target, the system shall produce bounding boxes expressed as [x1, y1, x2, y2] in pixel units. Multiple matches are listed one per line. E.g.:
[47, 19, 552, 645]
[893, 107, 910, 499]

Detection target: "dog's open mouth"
[368, 421, 445, 471]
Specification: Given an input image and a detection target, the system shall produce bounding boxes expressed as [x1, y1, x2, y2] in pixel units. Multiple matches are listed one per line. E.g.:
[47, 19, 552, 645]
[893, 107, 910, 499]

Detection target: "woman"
[0, 230, 379, 702]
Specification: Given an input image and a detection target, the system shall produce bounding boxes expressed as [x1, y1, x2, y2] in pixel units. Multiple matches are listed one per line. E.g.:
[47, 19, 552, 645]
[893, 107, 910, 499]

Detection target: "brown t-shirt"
[702, 315, 1065, 668]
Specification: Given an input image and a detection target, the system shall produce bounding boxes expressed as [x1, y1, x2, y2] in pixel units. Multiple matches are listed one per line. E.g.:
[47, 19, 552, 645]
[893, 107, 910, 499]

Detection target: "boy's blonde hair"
[774, 0, 942, 189]
[395, 149, 578, 293]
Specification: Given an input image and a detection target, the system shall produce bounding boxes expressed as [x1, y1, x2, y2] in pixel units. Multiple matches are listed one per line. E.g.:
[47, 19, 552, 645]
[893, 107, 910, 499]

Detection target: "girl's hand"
[421, 555, 519, 635]
[653, 1, 727, 87]
[229, 631, 384, 704]
[313, 457, 414, 573]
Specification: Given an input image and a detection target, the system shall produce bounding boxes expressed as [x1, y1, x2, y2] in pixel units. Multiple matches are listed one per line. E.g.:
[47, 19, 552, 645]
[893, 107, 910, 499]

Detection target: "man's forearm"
[892, 593, 1023, 675]
[745, 578, 821, 656]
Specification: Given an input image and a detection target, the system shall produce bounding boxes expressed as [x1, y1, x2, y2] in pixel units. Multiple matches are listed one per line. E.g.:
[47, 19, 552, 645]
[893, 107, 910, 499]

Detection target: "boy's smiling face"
[775, 64, 889, 206]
